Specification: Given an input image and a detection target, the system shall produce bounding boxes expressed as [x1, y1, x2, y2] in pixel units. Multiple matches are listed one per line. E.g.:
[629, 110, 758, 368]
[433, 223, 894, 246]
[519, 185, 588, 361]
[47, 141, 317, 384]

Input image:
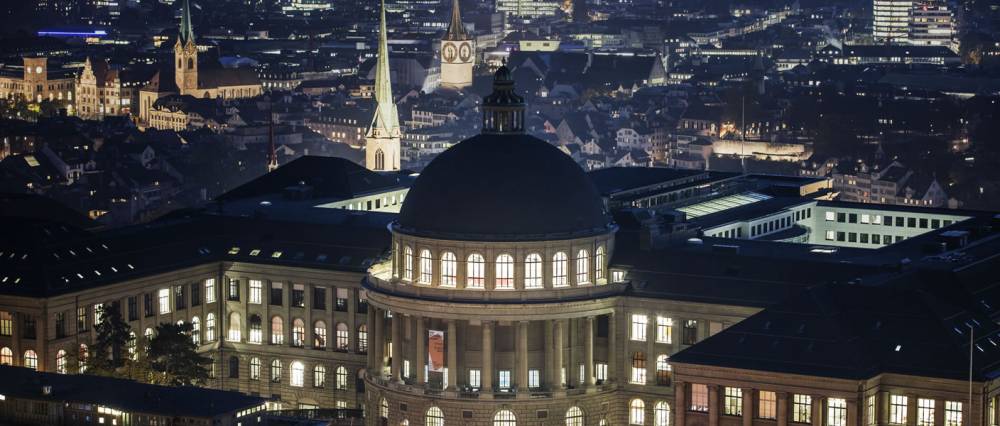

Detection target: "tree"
[146, 322, 212, 386]
[88, 303, 132, 376]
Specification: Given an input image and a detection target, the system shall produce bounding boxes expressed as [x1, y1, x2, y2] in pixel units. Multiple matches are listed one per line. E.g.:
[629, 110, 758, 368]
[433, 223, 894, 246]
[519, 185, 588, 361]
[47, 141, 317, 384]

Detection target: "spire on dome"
[367, 0, 400, 139]
[179, 0, 195, 45]
[482, 64, 525, 135]
[444, 0, 468, 41]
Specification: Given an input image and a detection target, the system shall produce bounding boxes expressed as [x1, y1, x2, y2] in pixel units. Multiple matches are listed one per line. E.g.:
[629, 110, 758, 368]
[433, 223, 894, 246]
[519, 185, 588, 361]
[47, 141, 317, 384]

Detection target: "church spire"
[179, 0, 195, 45]
[444, 0, 468, 41]
[367, 0, 400, 139]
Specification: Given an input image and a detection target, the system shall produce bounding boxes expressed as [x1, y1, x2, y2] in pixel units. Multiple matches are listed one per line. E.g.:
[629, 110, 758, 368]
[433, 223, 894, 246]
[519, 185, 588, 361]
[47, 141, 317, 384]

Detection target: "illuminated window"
[23, 350, 37, 370]
[630, 399, 646, 425]
[576, 249, 590, 284]
[496, 254, 514, 289]
[656, 317, 673, 343]
[525, 253, 543, 288]
[595, 246, 606, 281]
[191, 316, 202, 345]
[271, 359, 282, 382]
[655, 355, 671, 385]
[945, 401, 962, 426]
[292, 318, 305, 347]
[917, 398, 935, 426]
[336, 322, 349, 350]
[78, 344, 88, 373]
[205, 313, 216, 341]
[890, 395, 908, 424]
[494, 409, 516, 426]
[419, 250, 433, 284]
[759, 391, 777, 419]
[248, 315, 261, 344]
[271, 316, 284, 345]
[724, 387, 743, 416]
[828, 398, 847, 426]
[158, 288, 170, 314]
[314, 364, 326, 387]
[566, 406, 584, 426]
[426, 406, 444, 426]
[358, 325, 368, 352]
[403, 246, 413, 281]
[0, 312, 12, 336]
[56, 350, 67, 374]
[441, 252, 457, 287]
[467, 254, 485, 288]
[336, 366, 348, 389]
[380, 398, 389, 419]
[867, 395, 877, 426]
[793, 395, 812, 423]
[632, 314, 648, 341]
[249, 279, 262, 304]
[250, 357, 261, 380]
[227, 312, 242, 342]
[0, 347, 11, 365]
[553, 252, 568, 286]
[654, 401, 670, 426]
[631, 352, 646, 384]
[205, 279, 216, 303]
[691, 384, 709, 412]
[314, 321, 327, 348]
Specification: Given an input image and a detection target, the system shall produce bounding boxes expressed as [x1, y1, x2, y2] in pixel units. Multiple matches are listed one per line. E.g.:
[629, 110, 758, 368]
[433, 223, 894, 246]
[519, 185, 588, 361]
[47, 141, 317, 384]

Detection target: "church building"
[364, 0, 402, 172]
[439, 0, 475, 90]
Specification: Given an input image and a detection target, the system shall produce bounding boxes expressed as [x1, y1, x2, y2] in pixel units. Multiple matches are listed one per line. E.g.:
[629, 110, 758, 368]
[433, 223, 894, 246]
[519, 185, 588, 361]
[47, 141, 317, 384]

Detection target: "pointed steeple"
[179, 0, 195, 45]
[444, 0, 469, 41]
[367, 0, 400, 139]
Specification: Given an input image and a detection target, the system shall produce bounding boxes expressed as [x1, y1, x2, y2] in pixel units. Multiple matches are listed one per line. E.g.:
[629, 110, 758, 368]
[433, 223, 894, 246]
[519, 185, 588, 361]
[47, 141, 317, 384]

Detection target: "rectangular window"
[631, 314, 648, 341]
[228, 279, 240, 301]
[890, 395, 908, 424]
[917, 398, 935, 426]
[724, 387, 743, 416]
[528, 369, 540, 388]
[22, 315, 35, 339]
[691, 384, 709, 412]
[55, 312, 66, 338]
[336, 288, 349, 311]
[837, 212, 846, 222]
[885, 215, 893, 226]
[94, 303, 103, 325]
[945, 401, 962, 426]
[158, 288, 170, 314]
[828, 398, 847, 426]
[174, 285, 186, 310]
[793, 395, 812, 423]
[867, 395, 877, 426]
[313, 287, 326, 310]
[127, 296, 137, 321]
[759, 391, 777, 419]
[143, 294, 153, 317]
[825, 211, 835, 221]
[848, 213, 858, 223]
[595, 363, 607, 382]
[908, 217, 917, 227]
[205, 278, 216, 303]
[861, 214, 871, 224]
[403, 360, 410, 378]
[826, 230, 835, 240]
[498, 370, 511, 390]
[270, 282, 283, 305]
[191, 283, 200, 306]
[656, 316, 673, 343]
[469, 369, 481, 389]
[292, 284, 305, 307]
[0, 311, 12, 336]
[249, 280, 262, 304]
[683, 320, 698, 345]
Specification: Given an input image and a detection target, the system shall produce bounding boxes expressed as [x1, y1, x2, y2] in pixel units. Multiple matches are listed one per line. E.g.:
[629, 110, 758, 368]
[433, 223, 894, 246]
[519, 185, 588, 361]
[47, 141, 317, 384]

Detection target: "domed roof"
[397, 134, 612, 241]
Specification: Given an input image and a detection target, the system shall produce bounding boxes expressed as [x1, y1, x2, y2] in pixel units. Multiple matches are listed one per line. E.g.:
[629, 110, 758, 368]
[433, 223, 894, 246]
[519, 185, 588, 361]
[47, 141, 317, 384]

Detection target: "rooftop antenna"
[740, 95, 747, 175]
[267, 101, 278, 173]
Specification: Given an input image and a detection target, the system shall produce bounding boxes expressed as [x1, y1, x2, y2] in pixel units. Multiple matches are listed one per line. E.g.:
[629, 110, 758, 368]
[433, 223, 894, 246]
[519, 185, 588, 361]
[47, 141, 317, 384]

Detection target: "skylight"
[677, 192, 772, 219]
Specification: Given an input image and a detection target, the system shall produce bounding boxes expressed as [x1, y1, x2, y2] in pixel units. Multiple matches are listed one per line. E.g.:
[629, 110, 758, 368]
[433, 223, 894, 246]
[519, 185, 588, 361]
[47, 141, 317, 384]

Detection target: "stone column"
[482, 321, 494, 395]
[906, 395, 917, 426]
[847, 398, 858, 426]
[348, 289, 358, 353]
[607, 312, 616, 383]
[373, 308, 384, 374]
[743, 388, 754, 426]
[544, 319, 554, 388]
[446, 319, 457, 390]
[646, 312, 656, 385]
[709, 385, 720, 426]
[554, 319, 565, 389]
[415, 316, 426, 384]
[517, 321, 529, 393]
[676, 381, 688, 426]
[366, 306, 376, 370]
[390, 312, 401, 382]
[812, 395, 824, 426]
[585, 316, 595, 388]
[777, 392, 789, 426]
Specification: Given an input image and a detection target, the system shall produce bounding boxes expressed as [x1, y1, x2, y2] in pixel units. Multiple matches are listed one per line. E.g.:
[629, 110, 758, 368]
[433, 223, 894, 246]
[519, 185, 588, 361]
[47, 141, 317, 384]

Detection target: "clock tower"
[440, 0, 474, 90]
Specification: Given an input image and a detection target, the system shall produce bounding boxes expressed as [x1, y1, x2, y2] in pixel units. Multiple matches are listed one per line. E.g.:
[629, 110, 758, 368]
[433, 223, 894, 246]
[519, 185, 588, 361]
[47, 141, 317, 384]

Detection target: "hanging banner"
[428, 329, 445, 372]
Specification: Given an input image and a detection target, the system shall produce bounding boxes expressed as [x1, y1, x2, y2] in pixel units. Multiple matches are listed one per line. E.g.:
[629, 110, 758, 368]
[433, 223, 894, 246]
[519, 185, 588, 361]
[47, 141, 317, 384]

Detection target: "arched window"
[56, 350, 67, 374]
[553, 252, 569, 287]
[401, 420, 410, 426]
[78, 344, 88, 373]
[191, 316, 201, 345]
[494, 409, 516, 426]
[403, 246, 413, 281]
[177, 58, 182, 69]
[24, 350, 37, 370]
[358, 324, 369, 353]
[566, 406, 584, 426]
[495, 254, 514, 289]
[375, 148, 385, 171]
[380, 398, 389, 419]
[656, 355, 672, 386]
[292, 318, 305, 347]
[654, 401, 671, 426]
[227, 312, 242, 342]
[631, 352, 647, 385]
[467, 254, 485, 288]
[314, 321, 327, 348]
[595, 246, 606, 281]
[630, 399, 646, 425]
[419, 249, 433, 284]
[441, 252, 457, 287]
[314, 364, 326, 387]
[250, 357, 261, 380]
[271, 359, 282, 382]
[187, 58, 194, 69]
[228, 356, 239, 378]
[336, 365, 348, 390]
[336, 322, 349, 350]
[525, 253, 543, 289]
[426, 406, 444, 426]
[248, 315, 262, 344]
[271, 316, 284, 345]
[576, 249, 590, 284]
[0, 347, 11, 365]
[205, 313, 216, 341]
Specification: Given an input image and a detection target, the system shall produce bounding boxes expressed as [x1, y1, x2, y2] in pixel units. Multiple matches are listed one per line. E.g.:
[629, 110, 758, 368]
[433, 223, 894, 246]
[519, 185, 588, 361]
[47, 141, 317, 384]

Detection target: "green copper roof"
[367, 0, 400, 138]
[179, 0, 195, 44]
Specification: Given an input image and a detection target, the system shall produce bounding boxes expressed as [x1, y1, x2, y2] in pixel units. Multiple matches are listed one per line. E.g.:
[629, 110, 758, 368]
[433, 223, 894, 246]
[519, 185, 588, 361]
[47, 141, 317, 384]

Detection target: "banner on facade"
[428, 329, 445, 372]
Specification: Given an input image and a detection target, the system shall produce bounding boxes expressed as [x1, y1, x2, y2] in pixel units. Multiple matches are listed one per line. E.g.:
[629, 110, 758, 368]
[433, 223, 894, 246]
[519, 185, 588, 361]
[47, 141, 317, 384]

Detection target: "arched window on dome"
[566, 406, 584, 426]
[403, 246, 413, 282]
[495, 254, 514, 289]
[656, 355, 672, 386]
[630, 399, 646, 425]
[441, 252, 457, 287]
[595, 246, 606, 281]
[654, 401, 671, 426]
[525, 253, 543, 289]
[467, 254, 485, 289]
[494, 409, 516, 426]
[552, 252, 569, 287]
[426, 406, 444, 426]
[576, 249, 590, 284]
[380, 397, 389, 419]
[271, 316, 284, 345]
[419, 249, 433, 284]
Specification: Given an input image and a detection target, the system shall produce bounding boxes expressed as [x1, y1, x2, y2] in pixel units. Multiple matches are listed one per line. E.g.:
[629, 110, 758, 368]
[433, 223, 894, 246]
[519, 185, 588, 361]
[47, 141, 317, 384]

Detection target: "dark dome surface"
[397, 133, 611, 240]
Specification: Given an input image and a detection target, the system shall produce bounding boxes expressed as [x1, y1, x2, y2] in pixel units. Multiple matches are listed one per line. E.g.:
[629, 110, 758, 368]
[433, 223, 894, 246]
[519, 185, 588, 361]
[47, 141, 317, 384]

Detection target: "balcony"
[364, 372, 618, 401]
[364, 274, 627, 304]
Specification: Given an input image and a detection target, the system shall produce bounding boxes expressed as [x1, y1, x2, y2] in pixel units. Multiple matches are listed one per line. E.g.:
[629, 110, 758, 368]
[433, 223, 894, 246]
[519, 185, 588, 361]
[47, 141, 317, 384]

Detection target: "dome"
[397, 134, 611, 240]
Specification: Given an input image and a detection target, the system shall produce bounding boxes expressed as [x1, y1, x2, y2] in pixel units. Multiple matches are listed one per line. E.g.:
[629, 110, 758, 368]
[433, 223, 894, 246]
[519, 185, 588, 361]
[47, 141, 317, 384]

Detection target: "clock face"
[459, 42, 472, 62]
[442, 43, 457, 63]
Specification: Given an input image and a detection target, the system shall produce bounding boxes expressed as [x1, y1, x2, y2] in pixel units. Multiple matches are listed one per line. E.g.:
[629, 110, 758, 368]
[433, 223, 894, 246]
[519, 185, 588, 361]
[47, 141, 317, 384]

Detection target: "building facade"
[0, 57, 75, 108]
[440, 0, 475, 91]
